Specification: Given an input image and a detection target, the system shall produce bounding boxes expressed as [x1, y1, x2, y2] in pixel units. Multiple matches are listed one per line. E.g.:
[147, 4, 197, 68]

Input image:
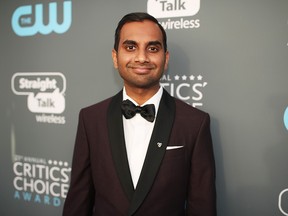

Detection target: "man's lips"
[128, 65, 155, 73]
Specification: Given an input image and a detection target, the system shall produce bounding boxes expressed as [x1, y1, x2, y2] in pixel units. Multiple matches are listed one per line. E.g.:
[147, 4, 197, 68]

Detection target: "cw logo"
[11, 1, 72, 37]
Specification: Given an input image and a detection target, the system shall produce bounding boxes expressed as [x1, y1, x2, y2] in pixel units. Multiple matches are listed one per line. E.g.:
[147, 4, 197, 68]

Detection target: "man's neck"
[124, 85, 160, 106]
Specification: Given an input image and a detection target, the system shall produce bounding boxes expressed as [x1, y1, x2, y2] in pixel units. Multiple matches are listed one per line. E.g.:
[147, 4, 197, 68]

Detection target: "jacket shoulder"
[174, 97, 209, 118]
[82, 97, 112, 113]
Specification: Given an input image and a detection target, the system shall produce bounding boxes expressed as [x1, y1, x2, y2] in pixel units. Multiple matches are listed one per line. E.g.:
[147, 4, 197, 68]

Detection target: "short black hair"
[114, 12, 167, 52]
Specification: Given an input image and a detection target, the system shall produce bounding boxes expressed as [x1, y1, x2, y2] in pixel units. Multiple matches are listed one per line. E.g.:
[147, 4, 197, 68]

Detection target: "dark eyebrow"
[147, 40, 163, 48]
[122, 40, 137, 45]
[122, 40, 163, 48]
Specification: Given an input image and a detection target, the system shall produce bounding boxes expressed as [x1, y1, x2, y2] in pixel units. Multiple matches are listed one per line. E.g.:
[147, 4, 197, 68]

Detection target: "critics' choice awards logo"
[11, 72, 66, 124]
[160, 73, 207, 107]
[11, 0, 72, 37]
[147, 0, 200, 30]
[13, 155, 71, 207]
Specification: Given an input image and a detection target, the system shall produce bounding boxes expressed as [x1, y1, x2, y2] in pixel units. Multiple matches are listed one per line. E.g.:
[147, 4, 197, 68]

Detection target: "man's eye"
[126, 45, 136, 51]
[148, 46, 159, 52]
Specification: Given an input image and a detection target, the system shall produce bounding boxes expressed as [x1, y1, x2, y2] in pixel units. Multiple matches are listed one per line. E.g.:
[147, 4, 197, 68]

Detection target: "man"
[63, 12, 216, 216]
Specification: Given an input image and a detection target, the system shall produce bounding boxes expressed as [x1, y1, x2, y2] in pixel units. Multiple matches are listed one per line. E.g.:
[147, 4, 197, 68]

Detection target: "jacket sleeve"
[62, 109, 95, 216]
[187, 114, 217, 216]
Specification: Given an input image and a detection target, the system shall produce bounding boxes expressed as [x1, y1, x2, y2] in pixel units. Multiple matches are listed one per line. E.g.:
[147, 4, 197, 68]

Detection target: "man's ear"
[164, 51, 170, 71]
[112, 49, 118, 69]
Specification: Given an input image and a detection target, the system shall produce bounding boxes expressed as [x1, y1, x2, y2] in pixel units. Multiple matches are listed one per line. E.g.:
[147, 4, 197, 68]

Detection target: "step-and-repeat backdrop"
[1, 0, 288, 215]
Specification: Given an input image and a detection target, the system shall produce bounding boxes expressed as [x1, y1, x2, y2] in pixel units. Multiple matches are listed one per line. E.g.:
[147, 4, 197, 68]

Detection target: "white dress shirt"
[122, 87, 163, 188]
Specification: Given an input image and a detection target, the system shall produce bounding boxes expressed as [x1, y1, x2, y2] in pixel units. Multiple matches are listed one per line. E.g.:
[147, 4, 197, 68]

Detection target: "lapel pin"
[157, 142, 162, 148]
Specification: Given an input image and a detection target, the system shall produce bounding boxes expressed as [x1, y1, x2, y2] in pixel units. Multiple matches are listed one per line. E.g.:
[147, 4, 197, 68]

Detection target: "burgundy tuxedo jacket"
[63, 89, 216, 216]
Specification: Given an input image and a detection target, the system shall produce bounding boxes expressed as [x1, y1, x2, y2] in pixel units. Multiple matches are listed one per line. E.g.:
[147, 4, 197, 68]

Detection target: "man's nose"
[135, 49, 149, 63]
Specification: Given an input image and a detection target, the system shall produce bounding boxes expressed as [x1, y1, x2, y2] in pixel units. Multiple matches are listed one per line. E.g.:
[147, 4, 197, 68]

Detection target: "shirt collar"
[123, 87, 163, 116]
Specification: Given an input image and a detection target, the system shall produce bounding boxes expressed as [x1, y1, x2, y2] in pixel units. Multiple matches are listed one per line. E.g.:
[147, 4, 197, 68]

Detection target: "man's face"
[112, 20, 169, 91]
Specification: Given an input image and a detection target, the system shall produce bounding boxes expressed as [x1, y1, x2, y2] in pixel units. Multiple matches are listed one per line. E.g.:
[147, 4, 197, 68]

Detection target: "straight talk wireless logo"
[11, 72, 66, 124]
[147, 0, 201, 30]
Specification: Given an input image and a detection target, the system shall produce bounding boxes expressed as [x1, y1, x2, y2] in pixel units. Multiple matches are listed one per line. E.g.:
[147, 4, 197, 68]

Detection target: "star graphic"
[174, 75, 180, 80]
[182, 75, 187, 80]
[197, 75, 203, 80]
[189, 75, 195, 80]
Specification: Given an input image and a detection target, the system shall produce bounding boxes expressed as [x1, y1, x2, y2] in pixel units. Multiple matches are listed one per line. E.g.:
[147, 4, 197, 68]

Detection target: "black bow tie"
[121, 99, 155, 122]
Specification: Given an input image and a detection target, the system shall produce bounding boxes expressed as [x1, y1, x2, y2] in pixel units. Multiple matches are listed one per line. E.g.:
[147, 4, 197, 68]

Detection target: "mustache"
[127, 63, 156, 69]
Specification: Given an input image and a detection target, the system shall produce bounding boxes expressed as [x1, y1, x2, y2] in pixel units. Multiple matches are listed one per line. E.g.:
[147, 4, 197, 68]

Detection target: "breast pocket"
[156, 145, 187, 186]
[163, 145, 185, 161]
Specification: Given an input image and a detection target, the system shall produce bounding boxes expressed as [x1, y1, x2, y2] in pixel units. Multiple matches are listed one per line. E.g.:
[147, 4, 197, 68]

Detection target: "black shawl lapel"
[107, 90, 134, 201]
[127, 90, 176, 216]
